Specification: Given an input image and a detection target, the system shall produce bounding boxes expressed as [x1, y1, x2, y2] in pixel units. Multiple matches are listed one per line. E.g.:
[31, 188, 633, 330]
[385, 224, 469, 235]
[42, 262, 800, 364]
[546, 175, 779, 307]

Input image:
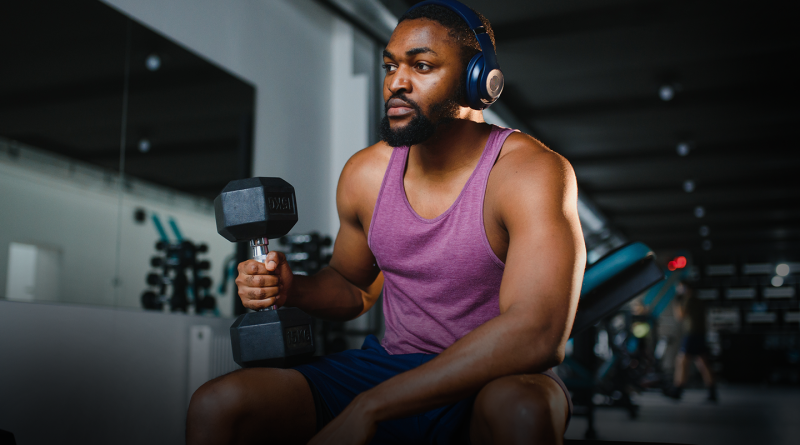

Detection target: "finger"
[246, 274, 280, 288]
[265, 251, 284, 271]
[247, 286, 280, 301]
[238, 260, 267, 275]
[238, 286, 279, 309]
[247, 295, 278, 310]
[235, 269, 275, 291]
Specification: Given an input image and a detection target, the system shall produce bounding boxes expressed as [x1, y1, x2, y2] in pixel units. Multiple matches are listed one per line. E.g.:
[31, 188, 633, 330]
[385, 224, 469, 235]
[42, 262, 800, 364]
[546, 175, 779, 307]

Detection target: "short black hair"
[398, 4, 496, 69]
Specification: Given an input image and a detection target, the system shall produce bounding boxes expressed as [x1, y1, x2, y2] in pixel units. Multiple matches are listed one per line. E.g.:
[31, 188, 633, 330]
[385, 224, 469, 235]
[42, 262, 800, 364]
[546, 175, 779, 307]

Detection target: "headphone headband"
[407, 0, 496, 62]
[409, 0, 483, 29]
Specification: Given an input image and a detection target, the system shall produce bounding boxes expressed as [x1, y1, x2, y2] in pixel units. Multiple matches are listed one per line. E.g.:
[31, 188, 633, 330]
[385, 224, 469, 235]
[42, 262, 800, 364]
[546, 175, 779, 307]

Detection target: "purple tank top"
[368, 125, 516, 355]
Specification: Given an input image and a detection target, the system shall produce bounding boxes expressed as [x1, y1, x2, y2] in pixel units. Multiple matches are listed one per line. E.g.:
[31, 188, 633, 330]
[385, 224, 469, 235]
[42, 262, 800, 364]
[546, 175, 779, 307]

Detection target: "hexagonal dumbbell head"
[230, 308, 315, 367]
[214, 177, 298, 242]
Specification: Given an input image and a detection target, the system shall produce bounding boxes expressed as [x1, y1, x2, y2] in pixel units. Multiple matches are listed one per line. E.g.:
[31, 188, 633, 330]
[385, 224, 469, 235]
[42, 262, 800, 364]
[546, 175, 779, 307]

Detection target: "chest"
[403, 170, 472, 220]
[364, 160, 510, 264]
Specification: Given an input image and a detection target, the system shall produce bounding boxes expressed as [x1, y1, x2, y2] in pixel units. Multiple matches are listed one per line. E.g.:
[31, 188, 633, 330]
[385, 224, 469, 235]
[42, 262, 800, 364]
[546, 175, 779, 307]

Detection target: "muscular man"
[187, 3, 585, 444]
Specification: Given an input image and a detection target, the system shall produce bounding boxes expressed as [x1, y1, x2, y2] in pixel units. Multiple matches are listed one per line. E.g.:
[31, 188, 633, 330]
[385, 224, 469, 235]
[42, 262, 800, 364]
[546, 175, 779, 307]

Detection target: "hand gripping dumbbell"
[214, 177, 315, 367]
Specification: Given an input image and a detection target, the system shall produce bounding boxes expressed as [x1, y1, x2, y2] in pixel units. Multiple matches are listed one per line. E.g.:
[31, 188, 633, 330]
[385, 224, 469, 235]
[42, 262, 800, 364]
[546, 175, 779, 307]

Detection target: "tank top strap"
[472, 125, 516, 183]
[368, 145, 408, 251]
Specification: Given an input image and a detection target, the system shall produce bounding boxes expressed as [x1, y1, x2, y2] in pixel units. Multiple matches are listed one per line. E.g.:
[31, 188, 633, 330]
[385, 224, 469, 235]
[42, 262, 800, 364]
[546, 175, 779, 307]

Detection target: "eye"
[382, 64, 397, 73]
[415, 62, 431, 71]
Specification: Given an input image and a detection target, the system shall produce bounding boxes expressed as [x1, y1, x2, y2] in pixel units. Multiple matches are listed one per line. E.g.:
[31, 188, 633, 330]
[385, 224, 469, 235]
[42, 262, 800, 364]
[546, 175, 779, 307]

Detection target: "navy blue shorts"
[293, 335, 572, 445]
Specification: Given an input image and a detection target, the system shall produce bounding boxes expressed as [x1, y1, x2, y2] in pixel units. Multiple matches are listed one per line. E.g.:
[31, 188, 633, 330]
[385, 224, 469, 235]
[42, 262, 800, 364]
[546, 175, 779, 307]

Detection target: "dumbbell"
[214, 177, 315, 368]
[141, 290, 164, 310]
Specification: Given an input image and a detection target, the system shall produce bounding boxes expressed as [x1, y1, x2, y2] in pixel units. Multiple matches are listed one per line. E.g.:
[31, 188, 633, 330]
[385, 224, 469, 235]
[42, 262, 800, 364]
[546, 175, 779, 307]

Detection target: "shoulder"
[492, 131, 577, 202]
[486, 130, 581, 239]
[339, 141, 392, 192]
[337, 141, 393, 216]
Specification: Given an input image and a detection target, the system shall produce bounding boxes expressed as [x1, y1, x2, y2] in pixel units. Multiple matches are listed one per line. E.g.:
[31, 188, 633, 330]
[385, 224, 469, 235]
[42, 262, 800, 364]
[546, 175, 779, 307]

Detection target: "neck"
[410, 110, 489, 175]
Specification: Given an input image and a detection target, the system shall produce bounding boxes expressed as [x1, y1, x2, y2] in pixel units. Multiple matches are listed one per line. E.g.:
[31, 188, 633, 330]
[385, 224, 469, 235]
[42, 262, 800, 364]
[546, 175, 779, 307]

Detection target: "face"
[379, 19, 466, 147]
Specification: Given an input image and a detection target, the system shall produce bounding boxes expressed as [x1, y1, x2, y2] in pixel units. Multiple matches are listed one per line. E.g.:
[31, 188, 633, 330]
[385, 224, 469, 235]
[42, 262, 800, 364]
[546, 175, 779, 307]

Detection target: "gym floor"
[564, 385, 800, 445]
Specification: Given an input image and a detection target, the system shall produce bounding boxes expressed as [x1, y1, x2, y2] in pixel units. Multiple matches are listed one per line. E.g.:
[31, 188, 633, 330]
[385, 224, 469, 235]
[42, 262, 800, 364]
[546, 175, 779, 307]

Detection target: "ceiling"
[388, 0, 799, 263]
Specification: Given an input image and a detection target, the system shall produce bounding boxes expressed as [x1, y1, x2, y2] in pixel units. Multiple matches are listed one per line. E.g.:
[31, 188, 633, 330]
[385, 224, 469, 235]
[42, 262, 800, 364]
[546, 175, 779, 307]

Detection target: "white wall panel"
[0, 300, 236, 445]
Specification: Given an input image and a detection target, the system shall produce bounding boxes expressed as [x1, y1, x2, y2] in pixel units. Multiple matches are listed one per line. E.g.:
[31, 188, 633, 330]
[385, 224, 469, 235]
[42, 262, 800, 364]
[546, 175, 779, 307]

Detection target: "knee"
[187, 370, 250, 427]
[474, 376, 565, 443]
[482, 379, 554, 424]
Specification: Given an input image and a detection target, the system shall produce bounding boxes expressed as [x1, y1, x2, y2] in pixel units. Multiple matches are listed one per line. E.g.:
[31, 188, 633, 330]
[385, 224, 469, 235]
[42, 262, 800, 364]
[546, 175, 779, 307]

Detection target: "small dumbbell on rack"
[278, 233, 332, 276]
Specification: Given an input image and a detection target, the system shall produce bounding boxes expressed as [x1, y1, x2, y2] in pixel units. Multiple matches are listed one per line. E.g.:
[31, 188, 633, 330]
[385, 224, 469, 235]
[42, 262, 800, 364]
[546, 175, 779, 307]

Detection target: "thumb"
[264, 251, 285, 272]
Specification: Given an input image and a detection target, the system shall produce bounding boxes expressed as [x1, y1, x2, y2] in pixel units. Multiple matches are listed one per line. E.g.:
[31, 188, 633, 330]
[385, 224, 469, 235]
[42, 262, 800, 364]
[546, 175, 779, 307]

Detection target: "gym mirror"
[0, 0, 255, 316]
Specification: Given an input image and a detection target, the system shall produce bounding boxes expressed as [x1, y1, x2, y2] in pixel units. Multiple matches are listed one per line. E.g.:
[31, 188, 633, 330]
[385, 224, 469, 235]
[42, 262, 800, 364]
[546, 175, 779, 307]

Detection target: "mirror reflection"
[0, 0, 255, 316]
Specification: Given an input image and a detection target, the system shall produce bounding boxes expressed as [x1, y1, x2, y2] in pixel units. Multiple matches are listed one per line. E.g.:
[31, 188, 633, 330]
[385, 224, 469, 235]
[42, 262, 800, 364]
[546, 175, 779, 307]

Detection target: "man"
[664, 283, 717, 402]
[187, 3, 585, 444]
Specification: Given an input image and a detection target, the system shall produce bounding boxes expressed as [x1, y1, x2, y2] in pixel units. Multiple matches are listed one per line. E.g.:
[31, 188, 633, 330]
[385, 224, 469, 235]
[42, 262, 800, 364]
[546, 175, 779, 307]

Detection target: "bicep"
[497, 156, 585, 335]
[327, 153, 383, 305]
[328, 211, 380, 291]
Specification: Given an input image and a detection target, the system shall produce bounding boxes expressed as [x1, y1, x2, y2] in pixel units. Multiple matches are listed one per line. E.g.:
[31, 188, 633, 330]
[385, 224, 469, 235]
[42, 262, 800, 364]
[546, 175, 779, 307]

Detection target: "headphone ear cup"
[465, 52, 486, 110]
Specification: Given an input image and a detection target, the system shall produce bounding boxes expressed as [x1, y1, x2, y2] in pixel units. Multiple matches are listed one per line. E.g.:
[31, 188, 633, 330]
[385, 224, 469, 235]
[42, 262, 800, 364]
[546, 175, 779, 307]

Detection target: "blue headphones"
[406, 0, 504, 110]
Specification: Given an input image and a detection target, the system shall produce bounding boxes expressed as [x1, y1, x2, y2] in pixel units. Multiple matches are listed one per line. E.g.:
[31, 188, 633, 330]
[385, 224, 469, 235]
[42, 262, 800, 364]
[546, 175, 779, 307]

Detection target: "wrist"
[284, 273, 307, 307]
[353, 389, 384, 422]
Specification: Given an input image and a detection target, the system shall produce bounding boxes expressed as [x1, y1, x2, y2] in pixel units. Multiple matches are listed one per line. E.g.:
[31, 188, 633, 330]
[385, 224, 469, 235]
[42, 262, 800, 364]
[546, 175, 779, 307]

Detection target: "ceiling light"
[138, 139, 151, 153]
[702, 240, 712, 251]
[659, 85, 675, 101]
[683, 179, 695, 193]
[699, 225, 709, 237]
[776, 263, 790, 277]
[771, 276, 784, 287]
[694, 206, 705, 218]
[146, 53, 161, 71]
[676, 142, 690, 156]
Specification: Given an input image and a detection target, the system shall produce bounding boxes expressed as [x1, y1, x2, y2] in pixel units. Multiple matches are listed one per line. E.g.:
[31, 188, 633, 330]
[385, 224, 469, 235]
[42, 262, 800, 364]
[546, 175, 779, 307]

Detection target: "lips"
[386, 97, 415, 117]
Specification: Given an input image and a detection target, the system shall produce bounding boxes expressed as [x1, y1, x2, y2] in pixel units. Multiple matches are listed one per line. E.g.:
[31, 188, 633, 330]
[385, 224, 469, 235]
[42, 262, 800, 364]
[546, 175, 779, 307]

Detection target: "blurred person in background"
[663, 282, 717, 402]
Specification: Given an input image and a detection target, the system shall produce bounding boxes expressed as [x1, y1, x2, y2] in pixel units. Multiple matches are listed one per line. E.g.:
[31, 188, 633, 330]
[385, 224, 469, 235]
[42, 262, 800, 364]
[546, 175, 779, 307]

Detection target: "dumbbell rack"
[140, 213, 217, 314]
[142, 240, 216, 313]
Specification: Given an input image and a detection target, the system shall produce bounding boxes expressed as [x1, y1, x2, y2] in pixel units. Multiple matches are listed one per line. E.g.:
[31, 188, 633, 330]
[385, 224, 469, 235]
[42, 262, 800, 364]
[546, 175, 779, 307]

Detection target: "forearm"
[286, 266, 370, 321]
[360, 306, 565, 422]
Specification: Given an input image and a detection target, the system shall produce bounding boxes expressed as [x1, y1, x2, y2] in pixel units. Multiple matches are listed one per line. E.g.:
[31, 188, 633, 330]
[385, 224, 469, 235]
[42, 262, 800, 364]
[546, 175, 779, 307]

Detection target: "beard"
[379, 93, 460, 148]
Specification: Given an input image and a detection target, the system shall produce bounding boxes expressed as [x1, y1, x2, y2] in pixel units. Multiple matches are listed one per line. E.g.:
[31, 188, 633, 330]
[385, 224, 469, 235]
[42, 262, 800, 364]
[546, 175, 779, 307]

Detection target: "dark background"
[395, 0, 799, 264]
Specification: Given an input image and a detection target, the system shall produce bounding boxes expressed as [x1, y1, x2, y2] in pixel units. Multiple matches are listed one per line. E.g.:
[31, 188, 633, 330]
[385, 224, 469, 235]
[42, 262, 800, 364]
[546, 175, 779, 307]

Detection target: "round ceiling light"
[659, 85, 675, 101]
[694, 206, 705, 218]
[146, 53, 161, 71]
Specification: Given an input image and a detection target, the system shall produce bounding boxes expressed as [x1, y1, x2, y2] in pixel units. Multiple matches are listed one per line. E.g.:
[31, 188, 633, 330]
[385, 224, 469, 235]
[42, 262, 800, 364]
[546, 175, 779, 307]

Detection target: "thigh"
[470, 373, 569, 445]
[187, 367, 316, 445]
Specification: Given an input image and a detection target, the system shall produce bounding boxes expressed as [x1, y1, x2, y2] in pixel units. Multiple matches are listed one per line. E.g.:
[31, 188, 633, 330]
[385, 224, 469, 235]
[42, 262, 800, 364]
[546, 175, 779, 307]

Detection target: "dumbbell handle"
[250, 237, 277, 311]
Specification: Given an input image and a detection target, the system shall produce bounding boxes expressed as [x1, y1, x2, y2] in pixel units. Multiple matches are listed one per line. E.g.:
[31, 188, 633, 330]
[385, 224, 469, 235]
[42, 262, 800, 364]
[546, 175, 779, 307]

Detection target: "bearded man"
[187, 2, 584, 444]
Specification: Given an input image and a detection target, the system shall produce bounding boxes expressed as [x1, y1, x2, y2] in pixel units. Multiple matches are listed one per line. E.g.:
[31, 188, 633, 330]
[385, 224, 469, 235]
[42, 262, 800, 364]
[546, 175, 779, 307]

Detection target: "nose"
[386, 66, 412, 97]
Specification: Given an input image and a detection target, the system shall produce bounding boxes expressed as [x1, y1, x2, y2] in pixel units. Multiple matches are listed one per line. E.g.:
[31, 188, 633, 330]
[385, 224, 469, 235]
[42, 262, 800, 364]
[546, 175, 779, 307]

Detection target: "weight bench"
[571, 242, 663, 338]
[564, 242, 665, 441]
